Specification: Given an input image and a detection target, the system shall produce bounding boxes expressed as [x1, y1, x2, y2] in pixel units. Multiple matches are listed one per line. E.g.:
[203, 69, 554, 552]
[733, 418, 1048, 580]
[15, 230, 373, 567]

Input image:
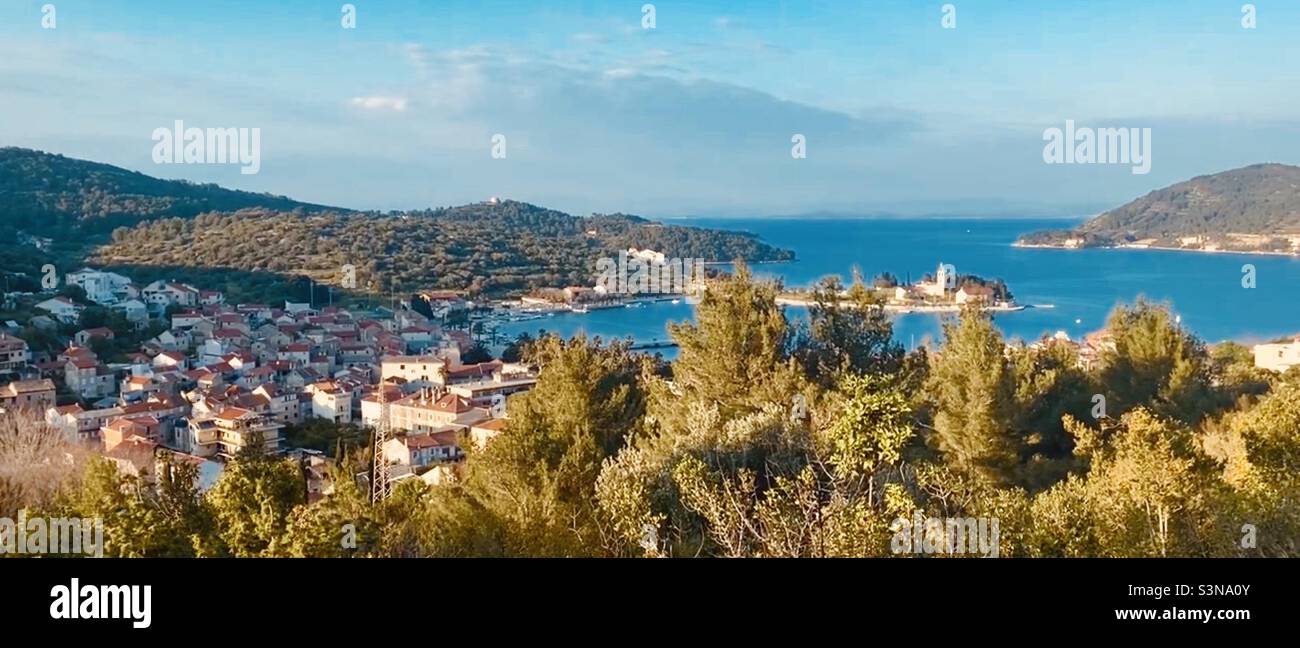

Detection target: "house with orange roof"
[0, 378, 56, 412]
[65, 356, 116, 401]
[382, 428, 462, 468]
[74, 327, 116, 347]
[183, 406, 283, 458]
[101, 415, 162, 452]
[469, 417, 508, 450]
[306, 380, 353, 424]
[372, 389, 489, 434]
[142, 280, 200, 311]
[153, 350, 188, 371]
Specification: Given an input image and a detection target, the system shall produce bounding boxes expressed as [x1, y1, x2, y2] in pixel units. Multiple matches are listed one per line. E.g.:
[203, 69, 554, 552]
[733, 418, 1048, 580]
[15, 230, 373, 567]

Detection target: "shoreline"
[775, 296, 1027, 314]
[1012, 241, 1300, 258]
[486, 289, 1277, 351]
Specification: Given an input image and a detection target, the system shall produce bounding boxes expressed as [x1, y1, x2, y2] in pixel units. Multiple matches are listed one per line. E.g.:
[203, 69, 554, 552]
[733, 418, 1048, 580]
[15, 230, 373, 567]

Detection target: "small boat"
[572, 305, 589, 314]
[671, 299, 680, 305]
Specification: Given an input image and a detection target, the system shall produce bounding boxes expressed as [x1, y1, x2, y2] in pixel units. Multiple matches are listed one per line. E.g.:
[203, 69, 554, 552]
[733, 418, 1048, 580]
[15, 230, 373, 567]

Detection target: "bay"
[497, 217, 1300, 356]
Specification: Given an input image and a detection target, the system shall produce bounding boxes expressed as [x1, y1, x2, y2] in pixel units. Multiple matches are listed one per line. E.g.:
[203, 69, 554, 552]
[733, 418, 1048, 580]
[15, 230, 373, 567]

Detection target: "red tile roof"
[216, 407, 254, 421]
[433, 393, 474, 414]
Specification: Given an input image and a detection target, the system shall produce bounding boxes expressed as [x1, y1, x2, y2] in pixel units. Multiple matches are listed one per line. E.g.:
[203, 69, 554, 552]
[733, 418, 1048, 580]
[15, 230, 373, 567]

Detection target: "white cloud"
[350, 96, 408, 112]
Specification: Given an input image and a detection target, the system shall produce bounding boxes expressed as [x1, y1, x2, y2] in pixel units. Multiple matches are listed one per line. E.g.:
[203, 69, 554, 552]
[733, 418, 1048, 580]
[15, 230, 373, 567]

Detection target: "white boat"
[671, 299, 681, 305]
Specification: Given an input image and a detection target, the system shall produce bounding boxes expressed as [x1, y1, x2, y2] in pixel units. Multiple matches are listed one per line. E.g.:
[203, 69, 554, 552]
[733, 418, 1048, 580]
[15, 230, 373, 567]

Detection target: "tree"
[1008, 340, 1095, 489]
[461, 335, 645, 556]
[923, 307, 1022, 485]
[1034, 409, 1235, 557]
[47, 456, 217, 557]
[666, 261, 805, 419]
[276, 457, 380, 558]
[597, 404, 817, 557]
[56, 283, 87, 303]
[795, 270, 902, 384]
[598, 374, 923, 559]
[500, 332, 533, 363]
[378, 480, 505, 558]
[823, 373, 914, 482]
[153, 452, 223, 556]
[1099, 300, 1216, 424]
[282, 419, 367, 454]
[1221, 383, 1300, 556]
[460, 344, 493, 364]
[0, 411, 88, 513]
[1209, 342, 1272, 403]
[206, 442, 305, 557]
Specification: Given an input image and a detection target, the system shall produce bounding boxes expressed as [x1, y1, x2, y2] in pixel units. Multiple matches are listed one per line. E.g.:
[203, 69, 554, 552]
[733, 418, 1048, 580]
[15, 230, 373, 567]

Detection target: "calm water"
[498, 218, 1300, 355]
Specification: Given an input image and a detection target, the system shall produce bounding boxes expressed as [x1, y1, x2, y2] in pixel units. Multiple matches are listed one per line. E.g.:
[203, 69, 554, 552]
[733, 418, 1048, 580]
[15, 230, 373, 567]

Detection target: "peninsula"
[1016, 163, 1300, 256]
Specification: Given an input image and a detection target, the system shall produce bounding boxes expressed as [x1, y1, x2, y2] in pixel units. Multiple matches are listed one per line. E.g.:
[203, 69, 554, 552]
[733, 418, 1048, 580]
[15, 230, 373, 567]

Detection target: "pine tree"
[924, 307, 1022, 485]
[795, 269, 903, 384]
[1099, 300, 1216, 424]
[461, 334, 645, 556]
[667, 261, 804, 417]
[206, 448, 305, 557]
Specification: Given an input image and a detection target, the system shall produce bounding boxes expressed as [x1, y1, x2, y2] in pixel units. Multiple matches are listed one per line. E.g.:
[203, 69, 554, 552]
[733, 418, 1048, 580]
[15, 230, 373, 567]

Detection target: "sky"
[2, 0, 1298, 217]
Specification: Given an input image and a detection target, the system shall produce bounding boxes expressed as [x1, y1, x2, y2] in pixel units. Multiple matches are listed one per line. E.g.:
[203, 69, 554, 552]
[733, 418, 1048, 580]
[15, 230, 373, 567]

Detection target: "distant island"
[0, 148, 794, 303]
[778, 263, 1022, 314]
[1016, 163, 1300, 255]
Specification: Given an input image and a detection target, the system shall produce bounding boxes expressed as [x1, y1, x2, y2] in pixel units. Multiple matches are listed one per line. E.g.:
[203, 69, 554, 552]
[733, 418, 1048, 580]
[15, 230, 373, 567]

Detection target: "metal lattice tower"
[371, 380, 392, 504]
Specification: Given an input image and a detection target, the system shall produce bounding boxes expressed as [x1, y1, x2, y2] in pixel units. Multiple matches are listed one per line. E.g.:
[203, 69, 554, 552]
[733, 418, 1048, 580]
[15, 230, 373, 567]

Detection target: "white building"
[955, 285, 995, 305]
[1253, 339, 1300, 373]
[307, 380, 353, 424]
[253, 383, 302, 425]
[382, 429, 461, 468]
[142, 280, 200, 311]
[381, 354, 449, 386]
[921, 263, 952, 298]
[365, 390, 488, 434]
[46, 403, 125, 441]
[34, 296, 84, 324]
[184, 407, 283, 458]
[65, 268, 134, 305]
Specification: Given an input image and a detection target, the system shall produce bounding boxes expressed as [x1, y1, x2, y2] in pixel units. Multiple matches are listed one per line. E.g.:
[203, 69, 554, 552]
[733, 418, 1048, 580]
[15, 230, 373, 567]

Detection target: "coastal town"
[515, 247, 704, 315]
[0, 266, 542, 498]
[1014, 232, 1300, 256]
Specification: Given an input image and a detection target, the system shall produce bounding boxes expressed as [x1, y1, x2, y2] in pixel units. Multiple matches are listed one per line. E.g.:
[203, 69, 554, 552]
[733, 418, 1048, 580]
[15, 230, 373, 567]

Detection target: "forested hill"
[93, 202, 793, 297]
[399, 202, 790, 263]
[0, 147, 333, 235]
[1017, 163, 1300, 252]
[0, 148, 792, 299]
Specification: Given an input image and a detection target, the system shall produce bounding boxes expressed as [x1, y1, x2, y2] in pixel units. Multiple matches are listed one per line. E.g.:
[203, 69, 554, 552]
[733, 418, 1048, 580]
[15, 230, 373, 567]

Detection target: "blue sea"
[498, 218, 1300, 356]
